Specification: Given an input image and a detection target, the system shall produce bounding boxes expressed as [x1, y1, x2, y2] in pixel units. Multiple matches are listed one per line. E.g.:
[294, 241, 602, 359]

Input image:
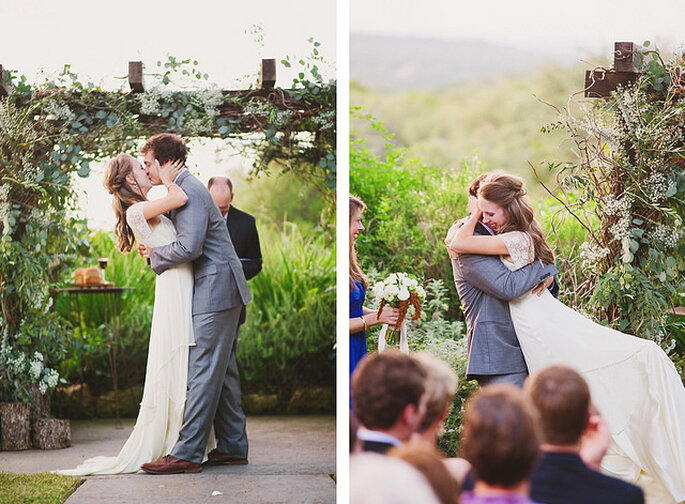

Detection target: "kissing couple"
[445, 171, 685, 502]
[58, 133, 251, 475]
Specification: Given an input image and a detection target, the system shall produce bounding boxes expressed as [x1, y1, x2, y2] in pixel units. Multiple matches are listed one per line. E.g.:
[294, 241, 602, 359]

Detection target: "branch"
[528, 160, 600, 243]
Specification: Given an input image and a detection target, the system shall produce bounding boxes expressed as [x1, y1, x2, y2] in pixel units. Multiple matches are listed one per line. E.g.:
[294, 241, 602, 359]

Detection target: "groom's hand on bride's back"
[531, 276, 555, 296]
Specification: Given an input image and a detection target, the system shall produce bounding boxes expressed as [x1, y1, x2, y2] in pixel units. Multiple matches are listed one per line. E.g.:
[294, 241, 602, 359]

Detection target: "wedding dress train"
[57, 204, 215, 475]
[499, 231, 685, 504]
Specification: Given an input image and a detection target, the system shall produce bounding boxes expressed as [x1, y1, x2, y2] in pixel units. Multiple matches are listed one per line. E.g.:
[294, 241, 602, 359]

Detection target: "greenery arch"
[0, 53, 335, 341]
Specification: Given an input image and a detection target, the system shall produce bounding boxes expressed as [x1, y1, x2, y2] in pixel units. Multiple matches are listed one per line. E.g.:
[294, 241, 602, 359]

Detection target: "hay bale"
[0, 402, 31, 451]
[32, 418, 71, 449]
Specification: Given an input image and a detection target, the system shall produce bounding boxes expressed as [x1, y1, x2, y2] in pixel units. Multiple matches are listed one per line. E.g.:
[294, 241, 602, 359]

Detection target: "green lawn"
[0, 473, 82, 504]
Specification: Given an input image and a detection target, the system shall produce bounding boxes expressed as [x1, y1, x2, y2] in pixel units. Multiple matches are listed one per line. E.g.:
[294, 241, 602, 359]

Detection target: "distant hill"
[351, 33, 575, 90]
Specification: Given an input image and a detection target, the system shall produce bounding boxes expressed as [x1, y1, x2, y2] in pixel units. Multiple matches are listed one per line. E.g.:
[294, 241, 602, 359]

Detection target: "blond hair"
[349, 195, 369, 290]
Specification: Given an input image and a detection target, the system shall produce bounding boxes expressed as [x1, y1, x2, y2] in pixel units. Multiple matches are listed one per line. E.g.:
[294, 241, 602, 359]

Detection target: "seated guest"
[459, 384, 542, 504]
[351, 351, 427, 454]
[526, 365, 644, 504]
[389, 444, 460, 504]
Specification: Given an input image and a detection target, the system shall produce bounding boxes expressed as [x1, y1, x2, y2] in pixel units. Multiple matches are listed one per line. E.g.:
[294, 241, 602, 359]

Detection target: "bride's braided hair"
[479, 172, 555, 264]
[103, 153, 146, 253]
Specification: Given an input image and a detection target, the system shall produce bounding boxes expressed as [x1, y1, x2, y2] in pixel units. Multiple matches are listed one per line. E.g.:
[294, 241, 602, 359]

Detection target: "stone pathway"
[0, 416, 335, 504]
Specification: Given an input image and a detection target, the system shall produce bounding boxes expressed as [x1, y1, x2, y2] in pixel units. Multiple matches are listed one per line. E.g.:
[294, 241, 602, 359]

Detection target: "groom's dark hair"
[141, 133, 188, 165]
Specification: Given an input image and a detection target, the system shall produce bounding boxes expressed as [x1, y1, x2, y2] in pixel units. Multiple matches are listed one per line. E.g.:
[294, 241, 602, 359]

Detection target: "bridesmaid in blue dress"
[349, 196, 399, 377]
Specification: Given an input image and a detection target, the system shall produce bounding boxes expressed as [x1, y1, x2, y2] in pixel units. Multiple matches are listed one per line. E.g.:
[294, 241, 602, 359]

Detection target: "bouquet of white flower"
[371, 272, 426, 353]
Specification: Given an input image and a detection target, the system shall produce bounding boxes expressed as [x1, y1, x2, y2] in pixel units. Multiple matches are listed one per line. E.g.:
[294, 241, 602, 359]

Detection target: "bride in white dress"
[57, 153, 214, 475]
[447, 172, 685, 503]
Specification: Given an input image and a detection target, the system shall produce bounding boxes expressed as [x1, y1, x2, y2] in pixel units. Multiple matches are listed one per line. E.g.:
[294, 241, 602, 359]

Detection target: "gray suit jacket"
[451, 225, 557, 378]
[149, 170, 251, 314]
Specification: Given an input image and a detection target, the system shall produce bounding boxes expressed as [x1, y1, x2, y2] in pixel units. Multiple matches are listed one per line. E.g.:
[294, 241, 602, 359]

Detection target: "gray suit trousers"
[171, 305, 248, 463]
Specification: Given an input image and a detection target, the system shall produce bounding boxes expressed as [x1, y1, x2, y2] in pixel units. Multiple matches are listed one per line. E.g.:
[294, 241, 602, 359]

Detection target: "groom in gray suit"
[449, 175, 557, 387]
[138, 134, 251, 474]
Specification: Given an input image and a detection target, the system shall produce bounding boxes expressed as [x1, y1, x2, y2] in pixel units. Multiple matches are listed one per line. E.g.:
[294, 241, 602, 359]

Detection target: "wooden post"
[128, 61, 145, 93]
[585, 42, 641, 98]
[0, 65, 11, 97]
[259, 59, 276, 89]
[613, 41, 640, 73]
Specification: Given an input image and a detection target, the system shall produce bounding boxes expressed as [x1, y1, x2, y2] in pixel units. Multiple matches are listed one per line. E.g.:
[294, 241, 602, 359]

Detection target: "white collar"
[356, 428, 402, 447]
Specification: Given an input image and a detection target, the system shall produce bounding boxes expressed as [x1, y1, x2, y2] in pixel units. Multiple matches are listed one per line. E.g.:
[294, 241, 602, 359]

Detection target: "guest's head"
[478, 172, 554, 263]
[207, 176, 234, 217]
[525, 365, 591, 447]
[388, 444, 460, 504]
[352, 351, 427, 441]
[461, 384, 541, 488]
[351, 453, 441, 504]
[349, 195, 368, 290]
[140, 133, 187, 185]
[412, 352, 458, 437]
[103, 153, 149, 253]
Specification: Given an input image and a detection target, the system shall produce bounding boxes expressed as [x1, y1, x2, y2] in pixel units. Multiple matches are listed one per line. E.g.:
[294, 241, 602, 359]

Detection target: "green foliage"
[237, 224, 335, 407]
[0, 472, 82, 504]
[351, 114, 480, 316]
[539, 44, 685, 349]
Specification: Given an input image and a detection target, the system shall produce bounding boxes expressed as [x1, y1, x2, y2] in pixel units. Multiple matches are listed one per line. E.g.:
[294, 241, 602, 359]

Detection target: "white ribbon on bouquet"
[378, 322, 409, 354]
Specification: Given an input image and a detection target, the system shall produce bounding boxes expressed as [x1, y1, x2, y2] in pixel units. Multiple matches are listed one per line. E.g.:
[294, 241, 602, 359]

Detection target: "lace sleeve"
[499, 231, 535, 269]
[126, 202, 153, 246]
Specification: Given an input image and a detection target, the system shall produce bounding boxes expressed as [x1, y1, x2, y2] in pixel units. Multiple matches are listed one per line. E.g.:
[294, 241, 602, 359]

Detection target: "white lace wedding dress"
[499, 231, 685, 504]
[57, 203, 215, 475]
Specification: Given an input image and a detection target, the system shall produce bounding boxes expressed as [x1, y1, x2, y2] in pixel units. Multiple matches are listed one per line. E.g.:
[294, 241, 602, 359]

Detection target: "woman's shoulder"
[498, 230, 534, 267]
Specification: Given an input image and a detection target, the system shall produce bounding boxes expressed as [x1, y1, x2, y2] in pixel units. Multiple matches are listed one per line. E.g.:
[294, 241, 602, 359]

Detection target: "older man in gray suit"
[137, 134, 251, 474]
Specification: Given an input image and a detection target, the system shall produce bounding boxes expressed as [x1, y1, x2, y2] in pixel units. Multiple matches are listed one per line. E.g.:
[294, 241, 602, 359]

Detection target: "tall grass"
[238, 223, 336, 405]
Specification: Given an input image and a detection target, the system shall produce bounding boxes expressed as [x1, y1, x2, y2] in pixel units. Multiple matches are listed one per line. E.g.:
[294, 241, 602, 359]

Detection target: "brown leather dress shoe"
[204, 449, 248, 466]
[140, 455, 202, 474]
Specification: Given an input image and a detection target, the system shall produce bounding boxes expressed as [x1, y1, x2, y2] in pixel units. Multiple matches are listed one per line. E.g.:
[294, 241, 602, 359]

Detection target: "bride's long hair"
[349, 195, 369, 290]
[478, 173, 555, 265]
[103, 153, 146, 253]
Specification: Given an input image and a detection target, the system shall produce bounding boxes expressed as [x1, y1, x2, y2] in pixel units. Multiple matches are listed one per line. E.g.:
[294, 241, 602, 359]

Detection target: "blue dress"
[350, 280, 367, 377]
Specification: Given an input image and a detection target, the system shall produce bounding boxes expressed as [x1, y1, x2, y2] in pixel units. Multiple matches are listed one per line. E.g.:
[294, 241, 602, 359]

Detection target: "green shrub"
[351, 117, 481, 318]
[237, 223, 335, 407]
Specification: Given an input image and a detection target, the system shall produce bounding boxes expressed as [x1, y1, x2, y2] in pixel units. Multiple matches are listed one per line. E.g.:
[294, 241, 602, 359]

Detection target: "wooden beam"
[128, 61, 145, 93]
[614, 41, 640, 73]
[0, 65, 11, 97]
[584, 69, 639, 98]
[259, 59, 276, 89]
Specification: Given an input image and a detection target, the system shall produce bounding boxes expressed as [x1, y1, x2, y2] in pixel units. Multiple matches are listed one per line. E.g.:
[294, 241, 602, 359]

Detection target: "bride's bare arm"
[141, 184, 188, 220]
[447, 209, 509, 256]
[141, 160, 188, 220]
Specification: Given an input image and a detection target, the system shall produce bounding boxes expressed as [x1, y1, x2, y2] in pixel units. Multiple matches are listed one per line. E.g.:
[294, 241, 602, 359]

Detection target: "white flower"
[387, 273, 398, 283]
[46, 369, 59, 388]
[39, 381, 48, 395]
[34, 351, 44, 362]
[30, 359, 43, 380]
[385, 284, 400, 297]
[372, 282, 385, 299]
[416, 286, 426, 299]
[398, 287, 410, 301]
